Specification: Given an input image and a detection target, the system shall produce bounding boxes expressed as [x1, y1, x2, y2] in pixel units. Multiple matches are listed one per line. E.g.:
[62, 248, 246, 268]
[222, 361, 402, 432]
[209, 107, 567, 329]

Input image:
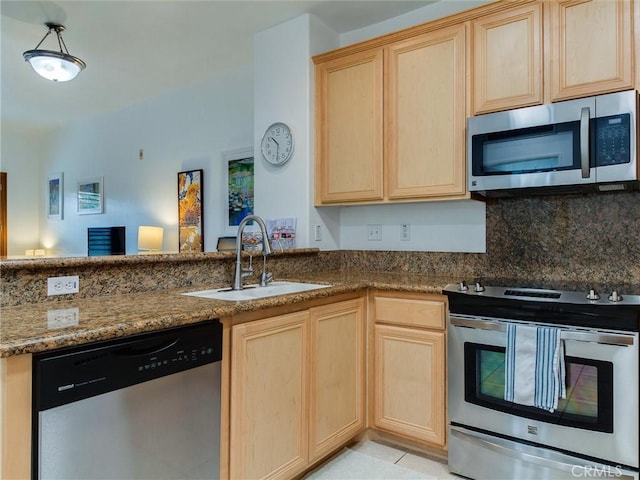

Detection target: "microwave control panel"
[594, 114, 631, 166]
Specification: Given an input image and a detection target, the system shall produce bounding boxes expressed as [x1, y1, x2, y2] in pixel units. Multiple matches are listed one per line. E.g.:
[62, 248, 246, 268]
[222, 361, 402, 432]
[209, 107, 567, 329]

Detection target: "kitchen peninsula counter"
[0, 271, 458, 357]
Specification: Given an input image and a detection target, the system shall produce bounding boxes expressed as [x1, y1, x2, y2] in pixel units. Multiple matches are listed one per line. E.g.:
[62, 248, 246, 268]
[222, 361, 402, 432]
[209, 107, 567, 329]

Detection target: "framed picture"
[47, 172, 63, 220]
[178, 169, 204, 252]
[224, 147, 254, 230]
[77, 177, 104, 214]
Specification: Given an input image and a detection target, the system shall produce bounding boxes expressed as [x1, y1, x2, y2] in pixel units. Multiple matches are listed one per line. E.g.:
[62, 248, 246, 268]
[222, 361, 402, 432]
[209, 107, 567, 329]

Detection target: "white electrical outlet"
[47, 275, 80, 296]
[367, 224, 382, 241]
[47, 308, 80, 329]
[401, 224, 410, 241]
[314, 224, 322, 241]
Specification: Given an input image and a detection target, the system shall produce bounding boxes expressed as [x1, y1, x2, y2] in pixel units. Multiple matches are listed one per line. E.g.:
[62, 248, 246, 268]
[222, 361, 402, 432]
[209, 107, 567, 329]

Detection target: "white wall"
[253, 14, 341, 250]
[340, 201, 485, 252]
[253, 16, 313, 245]
[340, 0, 493, 45]
[39, 65, 253, 255]
[0, 123, 51, 255]
[252, 3, 487, 254]
[293, 1, 489, 252]
[4, 1, 492, 256]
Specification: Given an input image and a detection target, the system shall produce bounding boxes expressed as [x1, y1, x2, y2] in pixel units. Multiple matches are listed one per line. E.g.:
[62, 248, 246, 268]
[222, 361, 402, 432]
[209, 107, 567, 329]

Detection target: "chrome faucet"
[232, 215, 272, 290]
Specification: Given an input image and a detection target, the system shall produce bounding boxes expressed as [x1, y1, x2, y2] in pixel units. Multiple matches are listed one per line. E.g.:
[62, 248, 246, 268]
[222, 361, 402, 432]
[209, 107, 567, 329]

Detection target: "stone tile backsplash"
[343, 191, 640, 292]
[2, 191, 638, 306]
[485, 191, 640, 289]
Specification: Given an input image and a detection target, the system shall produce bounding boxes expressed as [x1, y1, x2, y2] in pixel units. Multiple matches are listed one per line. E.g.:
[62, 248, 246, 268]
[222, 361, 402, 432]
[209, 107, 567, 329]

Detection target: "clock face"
[261, 122, 294, 166]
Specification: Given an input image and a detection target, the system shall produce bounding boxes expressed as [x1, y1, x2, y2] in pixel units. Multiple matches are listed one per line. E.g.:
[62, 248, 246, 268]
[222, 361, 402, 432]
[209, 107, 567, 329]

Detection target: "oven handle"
[449, 316, 635, 346]
[450, 427, 637, 479]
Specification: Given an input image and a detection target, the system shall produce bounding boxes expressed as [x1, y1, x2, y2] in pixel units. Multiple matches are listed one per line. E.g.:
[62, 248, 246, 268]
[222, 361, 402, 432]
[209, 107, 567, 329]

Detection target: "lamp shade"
[23, 23, 86, 82]
[24, 50, 85, 82]
[138, 226, 164, 252]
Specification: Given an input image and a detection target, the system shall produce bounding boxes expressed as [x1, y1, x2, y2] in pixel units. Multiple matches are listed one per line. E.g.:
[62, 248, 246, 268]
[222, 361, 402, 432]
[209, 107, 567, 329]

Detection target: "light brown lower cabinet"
[308, 298, 366, 462]
[371, 292, 447, 447]
[229, 297, 366, 480]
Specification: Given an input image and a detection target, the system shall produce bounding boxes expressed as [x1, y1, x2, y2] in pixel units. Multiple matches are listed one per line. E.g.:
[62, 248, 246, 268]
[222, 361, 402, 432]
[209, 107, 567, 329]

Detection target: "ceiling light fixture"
[23, 22, 86, 82]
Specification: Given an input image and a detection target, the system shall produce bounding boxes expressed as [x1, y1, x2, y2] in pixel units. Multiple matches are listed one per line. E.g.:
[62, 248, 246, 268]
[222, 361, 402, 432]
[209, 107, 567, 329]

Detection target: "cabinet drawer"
[374, 295, 444, 329]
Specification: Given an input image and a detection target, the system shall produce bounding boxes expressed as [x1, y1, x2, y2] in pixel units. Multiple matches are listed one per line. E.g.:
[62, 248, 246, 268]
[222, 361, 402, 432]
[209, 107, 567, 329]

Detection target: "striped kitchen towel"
[504, 324, 566, 412]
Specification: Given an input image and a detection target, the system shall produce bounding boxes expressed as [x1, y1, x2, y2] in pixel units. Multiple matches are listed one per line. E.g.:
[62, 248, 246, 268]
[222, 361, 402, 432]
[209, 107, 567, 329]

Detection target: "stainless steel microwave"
[468, 90, 639, 197]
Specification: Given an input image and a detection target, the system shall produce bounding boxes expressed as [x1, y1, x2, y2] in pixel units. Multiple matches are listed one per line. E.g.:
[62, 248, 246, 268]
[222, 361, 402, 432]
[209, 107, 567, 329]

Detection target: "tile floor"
[305, 440, 461, 479]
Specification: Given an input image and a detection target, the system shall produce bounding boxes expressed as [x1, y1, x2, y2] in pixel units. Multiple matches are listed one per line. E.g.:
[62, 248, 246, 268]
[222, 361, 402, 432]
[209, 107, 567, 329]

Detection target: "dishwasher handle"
[112, 337, 179, 357]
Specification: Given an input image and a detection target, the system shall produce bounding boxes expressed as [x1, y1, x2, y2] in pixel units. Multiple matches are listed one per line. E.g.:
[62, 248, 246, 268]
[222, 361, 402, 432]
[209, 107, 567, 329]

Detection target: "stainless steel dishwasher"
[32, 320, 222, 480]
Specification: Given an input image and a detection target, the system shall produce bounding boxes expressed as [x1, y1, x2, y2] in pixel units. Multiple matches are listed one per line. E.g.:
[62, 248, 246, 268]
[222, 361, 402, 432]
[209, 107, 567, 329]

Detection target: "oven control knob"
[458, 281, 469, 292]
[586, 289, 600, 301]
[474, 281, 485, 293]
[608, 291, 623, 302]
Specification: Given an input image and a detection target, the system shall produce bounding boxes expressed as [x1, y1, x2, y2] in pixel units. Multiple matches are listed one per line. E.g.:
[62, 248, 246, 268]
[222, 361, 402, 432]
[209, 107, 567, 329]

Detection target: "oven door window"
[464, 343, 613, 432]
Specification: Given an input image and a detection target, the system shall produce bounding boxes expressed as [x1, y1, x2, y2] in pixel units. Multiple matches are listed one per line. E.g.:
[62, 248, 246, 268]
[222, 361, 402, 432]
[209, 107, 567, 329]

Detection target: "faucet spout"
[232, 215, 272, 290]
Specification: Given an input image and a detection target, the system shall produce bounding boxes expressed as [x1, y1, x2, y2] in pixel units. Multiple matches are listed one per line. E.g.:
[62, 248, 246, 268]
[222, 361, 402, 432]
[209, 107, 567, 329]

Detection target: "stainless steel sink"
[182, 281, 332, 301]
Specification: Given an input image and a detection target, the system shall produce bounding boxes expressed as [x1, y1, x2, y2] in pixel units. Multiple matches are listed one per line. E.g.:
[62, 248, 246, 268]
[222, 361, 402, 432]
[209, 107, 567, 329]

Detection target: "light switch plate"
[401, 224, 410, 241]
[367, 224, 382, 241]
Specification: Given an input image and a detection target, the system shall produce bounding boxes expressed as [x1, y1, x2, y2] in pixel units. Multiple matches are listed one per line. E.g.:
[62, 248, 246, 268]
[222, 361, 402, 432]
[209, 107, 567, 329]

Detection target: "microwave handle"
[580, 106, 590, 178]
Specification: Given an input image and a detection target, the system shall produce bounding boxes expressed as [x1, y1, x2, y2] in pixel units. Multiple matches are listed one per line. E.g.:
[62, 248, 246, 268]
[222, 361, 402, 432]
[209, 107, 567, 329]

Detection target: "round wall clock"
[260, 122, 294, 166]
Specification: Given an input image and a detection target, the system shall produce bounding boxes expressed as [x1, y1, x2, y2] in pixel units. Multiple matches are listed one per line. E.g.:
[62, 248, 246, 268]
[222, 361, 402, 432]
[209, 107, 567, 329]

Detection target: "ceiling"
[1, 0, 434, 130]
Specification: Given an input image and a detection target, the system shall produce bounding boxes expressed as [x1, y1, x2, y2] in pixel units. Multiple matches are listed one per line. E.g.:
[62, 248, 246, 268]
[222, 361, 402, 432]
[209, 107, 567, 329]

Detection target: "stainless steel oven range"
[444, 282, 639, 480]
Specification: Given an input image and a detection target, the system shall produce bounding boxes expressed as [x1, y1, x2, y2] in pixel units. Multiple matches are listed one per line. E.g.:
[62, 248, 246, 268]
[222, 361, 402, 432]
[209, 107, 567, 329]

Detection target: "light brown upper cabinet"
[315, 49, 384, 204]
[386, 23, 467, 200]
[314, 0, 638, 203]
[548, 0, 634, 102]
[471, 2, 543, 114]
[314, 23, 467, 205]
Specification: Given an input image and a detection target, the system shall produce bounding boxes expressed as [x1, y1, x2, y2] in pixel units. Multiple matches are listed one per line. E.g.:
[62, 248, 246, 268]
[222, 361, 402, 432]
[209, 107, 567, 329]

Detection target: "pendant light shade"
[23, 23, 86, 82]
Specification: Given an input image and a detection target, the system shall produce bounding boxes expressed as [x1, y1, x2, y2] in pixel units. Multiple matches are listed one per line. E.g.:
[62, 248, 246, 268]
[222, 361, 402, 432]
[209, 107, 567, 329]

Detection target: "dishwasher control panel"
[136, 345, 218, 373]
[33, 320, 223, 411]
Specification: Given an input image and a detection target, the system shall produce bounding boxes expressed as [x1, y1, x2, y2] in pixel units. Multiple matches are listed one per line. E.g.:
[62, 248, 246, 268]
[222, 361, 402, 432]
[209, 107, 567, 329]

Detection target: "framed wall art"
[77, 177, 103, 215]
[178, 169, 204, 252]
[223, 147, 254, 231]
[47, 172, 63, 220]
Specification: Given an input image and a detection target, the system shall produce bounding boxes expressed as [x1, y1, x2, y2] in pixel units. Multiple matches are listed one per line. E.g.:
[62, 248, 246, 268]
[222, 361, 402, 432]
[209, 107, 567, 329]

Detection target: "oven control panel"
[444, 283, 640, 332]
[449, 282, 640, 306]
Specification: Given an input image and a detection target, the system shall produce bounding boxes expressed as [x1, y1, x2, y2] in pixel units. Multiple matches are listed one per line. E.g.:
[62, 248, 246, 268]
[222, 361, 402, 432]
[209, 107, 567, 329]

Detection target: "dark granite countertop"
[0, 271, 458, 357]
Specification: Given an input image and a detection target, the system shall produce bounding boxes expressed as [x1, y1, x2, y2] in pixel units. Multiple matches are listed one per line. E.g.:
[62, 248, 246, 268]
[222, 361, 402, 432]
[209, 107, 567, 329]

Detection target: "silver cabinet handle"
[449, 315, 635, 346]
[580, 106, 590, 178]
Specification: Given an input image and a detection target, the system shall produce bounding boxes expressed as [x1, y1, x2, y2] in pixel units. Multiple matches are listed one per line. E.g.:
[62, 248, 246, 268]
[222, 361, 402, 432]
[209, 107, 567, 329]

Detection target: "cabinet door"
[385, 23, 467, 200]
[374, 324, 446, 446]
[549, 0, 633, 101]
[230, 311, 309, 480]
[315, 49, 384, 204]
[472, 3, 543, 114]
[308, 298, 366, 462]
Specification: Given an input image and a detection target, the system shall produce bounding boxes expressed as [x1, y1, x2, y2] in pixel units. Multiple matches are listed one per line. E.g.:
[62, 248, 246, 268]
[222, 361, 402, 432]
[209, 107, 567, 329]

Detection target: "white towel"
[504, 324, 566, 412]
